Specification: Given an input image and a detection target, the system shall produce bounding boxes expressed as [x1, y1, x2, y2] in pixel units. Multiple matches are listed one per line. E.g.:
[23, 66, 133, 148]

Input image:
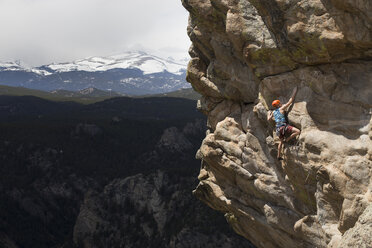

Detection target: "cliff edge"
[181, 0, 372, 247]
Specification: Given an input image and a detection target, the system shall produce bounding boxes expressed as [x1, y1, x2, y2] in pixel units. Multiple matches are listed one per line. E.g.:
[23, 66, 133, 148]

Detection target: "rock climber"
[267, 86, 301, 160]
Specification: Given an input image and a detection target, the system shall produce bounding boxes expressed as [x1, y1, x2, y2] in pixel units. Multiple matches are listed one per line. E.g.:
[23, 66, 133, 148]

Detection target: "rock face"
[73, 171, 254, 248]
[182, 0, 372, 247]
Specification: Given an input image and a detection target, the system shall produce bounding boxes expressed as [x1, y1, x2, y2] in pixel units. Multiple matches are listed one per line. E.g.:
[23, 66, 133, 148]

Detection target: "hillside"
[138, 88, 201, 100]
[0, 85, 199, 104]
[0, 95, 254, 248]
[0, 85, 124, 104]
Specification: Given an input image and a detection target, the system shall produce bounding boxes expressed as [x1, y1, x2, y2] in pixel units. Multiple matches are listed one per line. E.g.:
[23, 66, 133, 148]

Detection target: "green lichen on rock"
[225, 212, 238, 223]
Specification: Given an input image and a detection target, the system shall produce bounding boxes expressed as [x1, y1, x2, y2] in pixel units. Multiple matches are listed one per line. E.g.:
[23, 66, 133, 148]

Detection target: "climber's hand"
[267, 110, 273, 121]
[281, 87, 298, 111]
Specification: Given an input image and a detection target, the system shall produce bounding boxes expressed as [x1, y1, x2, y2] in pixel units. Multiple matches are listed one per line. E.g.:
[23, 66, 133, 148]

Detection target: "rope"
[292, 138, 314, 205]
[314, 216, 323, 248]
[305, 169, 311, 183]
[291, 139, 322, 247]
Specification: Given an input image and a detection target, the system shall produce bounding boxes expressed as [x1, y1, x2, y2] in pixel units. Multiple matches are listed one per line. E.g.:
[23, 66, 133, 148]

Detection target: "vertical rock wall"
[182, 0, 372, 247]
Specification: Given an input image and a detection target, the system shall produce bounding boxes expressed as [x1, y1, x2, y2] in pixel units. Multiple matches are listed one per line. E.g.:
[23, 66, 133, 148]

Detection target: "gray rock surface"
[338, 204, 372, 248]
[73, 171, 254, 248]
[182, 0, 372, 247]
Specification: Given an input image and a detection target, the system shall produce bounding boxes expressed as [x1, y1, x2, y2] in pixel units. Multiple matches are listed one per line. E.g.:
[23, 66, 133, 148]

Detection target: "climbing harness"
[273, 108, 289, 140]
[276, 124, 290, 140]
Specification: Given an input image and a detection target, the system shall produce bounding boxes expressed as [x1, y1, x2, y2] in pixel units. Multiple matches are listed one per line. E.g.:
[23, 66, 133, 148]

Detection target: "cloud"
[0, 0, 190, 66]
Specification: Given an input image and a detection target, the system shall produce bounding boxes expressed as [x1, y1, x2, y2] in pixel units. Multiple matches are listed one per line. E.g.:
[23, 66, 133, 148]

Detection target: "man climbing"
[267, 86, 301, 160]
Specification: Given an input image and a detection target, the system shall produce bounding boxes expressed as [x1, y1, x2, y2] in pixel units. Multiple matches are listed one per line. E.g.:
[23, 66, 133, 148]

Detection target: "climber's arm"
[281, 86, 298, 111]
[267, 110, 273, 121]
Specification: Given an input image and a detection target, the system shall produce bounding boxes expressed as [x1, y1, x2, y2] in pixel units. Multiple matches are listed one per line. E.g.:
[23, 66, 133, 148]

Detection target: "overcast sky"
[0, 0, 190, 66]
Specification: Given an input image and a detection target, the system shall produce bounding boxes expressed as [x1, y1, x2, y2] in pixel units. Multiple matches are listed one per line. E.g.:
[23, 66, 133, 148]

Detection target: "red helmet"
[272, 100, 280, 107]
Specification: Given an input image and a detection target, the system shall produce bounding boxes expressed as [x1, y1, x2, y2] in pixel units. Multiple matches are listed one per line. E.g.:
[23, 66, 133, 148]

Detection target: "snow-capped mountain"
[46, 51, 186, 75]
[0, 52, 190, 95]
[0, 61, 52, 76]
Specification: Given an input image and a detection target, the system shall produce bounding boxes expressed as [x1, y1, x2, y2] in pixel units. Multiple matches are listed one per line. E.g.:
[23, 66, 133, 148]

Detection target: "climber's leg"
[277, 140, 284, 160]
[285, 126, 300, 142]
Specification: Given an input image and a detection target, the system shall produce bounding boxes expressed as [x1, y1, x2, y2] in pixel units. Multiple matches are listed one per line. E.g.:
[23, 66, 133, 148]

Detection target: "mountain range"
[0, 52, 189, 95]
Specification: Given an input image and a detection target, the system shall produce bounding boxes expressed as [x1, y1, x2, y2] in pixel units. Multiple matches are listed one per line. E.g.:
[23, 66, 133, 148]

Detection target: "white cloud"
[0, 0, 191, 66]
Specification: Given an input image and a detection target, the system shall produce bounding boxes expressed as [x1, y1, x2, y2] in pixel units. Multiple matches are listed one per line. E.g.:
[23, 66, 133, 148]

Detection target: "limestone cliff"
[181, 0, 372, 247]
